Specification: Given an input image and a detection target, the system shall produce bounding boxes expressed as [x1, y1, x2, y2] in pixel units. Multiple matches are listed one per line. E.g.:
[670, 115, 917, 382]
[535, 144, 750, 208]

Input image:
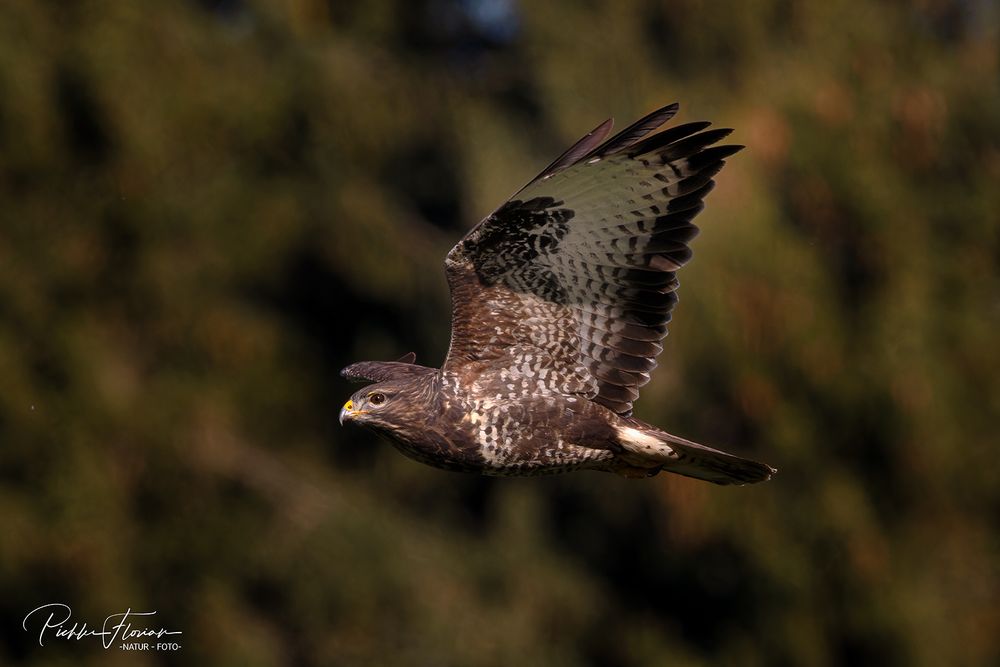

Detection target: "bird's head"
[339, 382, 405, 428]
[338, 355, 437, 439]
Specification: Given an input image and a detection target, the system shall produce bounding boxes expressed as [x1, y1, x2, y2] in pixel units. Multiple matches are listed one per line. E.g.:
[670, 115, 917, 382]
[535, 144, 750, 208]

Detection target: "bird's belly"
[383, 425, 611, 476]
[457, 397, 615, 475]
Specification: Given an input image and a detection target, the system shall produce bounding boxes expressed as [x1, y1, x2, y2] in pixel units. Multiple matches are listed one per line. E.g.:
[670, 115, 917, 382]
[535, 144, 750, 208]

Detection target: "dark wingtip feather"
[533, 117, 615, 182]
[695, 144, 745, 162]
[660, 128, 735, 161]
[586, 102, 681, 159]
[626, 120, 713, 158]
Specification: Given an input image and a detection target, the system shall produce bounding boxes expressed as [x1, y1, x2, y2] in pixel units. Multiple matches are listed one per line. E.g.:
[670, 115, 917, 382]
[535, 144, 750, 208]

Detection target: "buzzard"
[340, 104, 775, 484]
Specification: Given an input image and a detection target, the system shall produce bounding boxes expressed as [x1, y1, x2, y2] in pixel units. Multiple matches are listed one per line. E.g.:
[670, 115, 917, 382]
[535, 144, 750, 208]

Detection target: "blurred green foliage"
[1, 0, 998, 665]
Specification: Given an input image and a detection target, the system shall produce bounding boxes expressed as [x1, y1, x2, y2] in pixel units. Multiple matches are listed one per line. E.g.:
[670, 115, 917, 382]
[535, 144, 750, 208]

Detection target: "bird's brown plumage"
[340, 104, 775, 484]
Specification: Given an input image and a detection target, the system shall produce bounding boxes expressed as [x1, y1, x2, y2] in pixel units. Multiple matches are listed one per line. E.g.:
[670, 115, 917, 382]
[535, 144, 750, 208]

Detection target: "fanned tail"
[615, 421, 776, 485]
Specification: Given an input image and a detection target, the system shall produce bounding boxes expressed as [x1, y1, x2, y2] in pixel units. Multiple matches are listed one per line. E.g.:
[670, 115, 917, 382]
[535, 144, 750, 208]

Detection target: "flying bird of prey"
[340, 104, 775, 484]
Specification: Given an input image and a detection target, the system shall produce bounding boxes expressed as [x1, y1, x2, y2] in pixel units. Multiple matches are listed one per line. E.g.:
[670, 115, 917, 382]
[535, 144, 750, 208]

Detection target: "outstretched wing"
[443, 104, 742, 416]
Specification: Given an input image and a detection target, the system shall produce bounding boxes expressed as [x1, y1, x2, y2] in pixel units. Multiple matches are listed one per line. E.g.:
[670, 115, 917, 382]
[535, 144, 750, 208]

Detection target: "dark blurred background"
[1, 1, 998, 665]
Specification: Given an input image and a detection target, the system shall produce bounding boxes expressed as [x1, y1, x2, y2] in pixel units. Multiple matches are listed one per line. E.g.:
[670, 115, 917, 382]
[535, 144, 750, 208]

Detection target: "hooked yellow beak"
[340, 399, 369, 425]
[339, 399, 354, 425]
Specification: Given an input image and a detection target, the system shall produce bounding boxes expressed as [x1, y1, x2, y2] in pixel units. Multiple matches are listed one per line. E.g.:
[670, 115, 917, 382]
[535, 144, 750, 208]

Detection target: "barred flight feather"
[444, 105, 742, 418]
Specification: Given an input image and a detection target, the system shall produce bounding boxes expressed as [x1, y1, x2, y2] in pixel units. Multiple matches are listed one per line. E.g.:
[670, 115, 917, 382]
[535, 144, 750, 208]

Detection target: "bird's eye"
[369, 392, 386, 406]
